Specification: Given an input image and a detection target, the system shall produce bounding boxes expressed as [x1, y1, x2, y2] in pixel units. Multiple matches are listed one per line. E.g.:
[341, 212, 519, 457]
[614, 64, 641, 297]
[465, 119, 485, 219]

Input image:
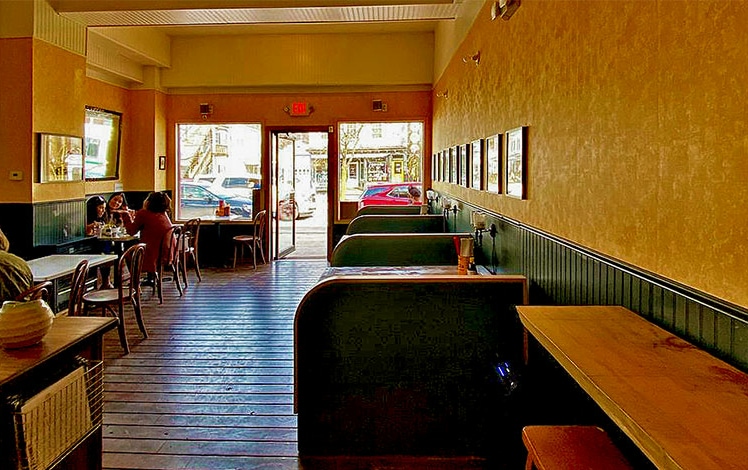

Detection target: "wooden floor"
[102, 259, 326, 469]
[101, 259, 496, 469]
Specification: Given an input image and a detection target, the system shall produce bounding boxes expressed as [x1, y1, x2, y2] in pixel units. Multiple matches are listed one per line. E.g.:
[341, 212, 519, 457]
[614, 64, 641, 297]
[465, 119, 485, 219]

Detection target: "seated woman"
[108, 192, 134, 226]
[86, 195, 114, 288]
[123, 191, 173, 285]
[0, 228, 33, 303]
[86, 195, 108, 236]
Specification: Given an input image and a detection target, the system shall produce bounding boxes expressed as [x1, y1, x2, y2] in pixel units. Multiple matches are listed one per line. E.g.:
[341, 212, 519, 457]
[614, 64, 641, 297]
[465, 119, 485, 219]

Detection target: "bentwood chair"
[15, 281, 53, 302]
[232, 210, 267, 269]
[181, 218, 201, 286]
[154, 225, 183, 303]
[82, 243, 147, 354]
[67, 259, 90, 316]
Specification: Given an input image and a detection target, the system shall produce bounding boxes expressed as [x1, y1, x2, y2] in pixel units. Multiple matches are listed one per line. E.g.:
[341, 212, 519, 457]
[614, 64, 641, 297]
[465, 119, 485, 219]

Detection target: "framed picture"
[449, 146, 457, 183]
[38, 133, 84, 183]
[439, 150, 445, 182]
[486, 134, 502, 194]
[459, 144, 468, 187]
[470, 139, 484, 190]
[505, 126, 527, 199]
[159, 155, 167, 170]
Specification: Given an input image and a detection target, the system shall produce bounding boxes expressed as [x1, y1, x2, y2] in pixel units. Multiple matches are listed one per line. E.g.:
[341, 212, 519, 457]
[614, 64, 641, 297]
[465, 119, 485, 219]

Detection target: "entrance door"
[271, 132, 296, 258]
[269, 127, 331, 260]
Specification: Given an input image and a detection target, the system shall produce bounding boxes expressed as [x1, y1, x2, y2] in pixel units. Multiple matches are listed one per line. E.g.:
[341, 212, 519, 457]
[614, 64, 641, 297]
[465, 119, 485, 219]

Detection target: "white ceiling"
[53, 0, 464, 34]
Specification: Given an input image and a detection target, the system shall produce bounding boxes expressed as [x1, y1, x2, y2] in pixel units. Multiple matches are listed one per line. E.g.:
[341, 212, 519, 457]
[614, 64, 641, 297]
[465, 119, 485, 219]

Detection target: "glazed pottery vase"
[0, 299, 55, 349]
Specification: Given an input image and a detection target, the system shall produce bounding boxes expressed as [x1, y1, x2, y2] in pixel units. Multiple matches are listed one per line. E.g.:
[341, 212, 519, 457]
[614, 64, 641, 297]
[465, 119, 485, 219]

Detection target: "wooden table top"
[28, 254, 118, 282]
[517, 305, 748, 470]
[0, 316, 117, 386]
[321, 264, 492, 279]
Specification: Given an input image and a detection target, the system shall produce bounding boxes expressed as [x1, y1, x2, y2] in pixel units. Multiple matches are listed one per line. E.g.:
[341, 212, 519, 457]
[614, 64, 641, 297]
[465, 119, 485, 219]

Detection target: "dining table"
[28, 254, 118, 313]
[517, 305, 748, 470]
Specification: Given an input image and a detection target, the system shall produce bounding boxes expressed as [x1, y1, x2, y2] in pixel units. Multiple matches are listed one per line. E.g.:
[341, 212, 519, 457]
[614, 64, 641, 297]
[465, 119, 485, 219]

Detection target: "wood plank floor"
[100, 259, 496, 469]
[102, 260, 325, 469]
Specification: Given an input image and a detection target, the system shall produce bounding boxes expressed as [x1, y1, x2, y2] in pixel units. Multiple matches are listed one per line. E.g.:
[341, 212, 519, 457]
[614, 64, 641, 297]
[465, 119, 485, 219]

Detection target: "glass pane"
[338, 122, 423, 208]
[84, 107, 121, 180]
[177, 124, 261, 221]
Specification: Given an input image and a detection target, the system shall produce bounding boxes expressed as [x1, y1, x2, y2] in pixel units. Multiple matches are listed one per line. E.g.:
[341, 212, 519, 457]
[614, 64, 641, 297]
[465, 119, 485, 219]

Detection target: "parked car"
[180, 181, 253, 219]
[195, 174, 261, 199]
[357, 182, 422, 210]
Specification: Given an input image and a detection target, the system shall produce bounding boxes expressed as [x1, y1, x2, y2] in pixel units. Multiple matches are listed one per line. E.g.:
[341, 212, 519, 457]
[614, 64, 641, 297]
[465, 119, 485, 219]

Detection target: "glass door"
[271, 132, 296, 258]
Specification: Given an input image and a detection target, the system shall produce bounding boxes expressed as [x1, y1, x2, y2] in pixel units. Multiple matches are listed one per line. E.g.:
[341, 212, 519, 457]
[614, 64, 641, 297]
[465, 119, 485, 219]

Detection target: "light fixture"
[462, 51, 481, 66]
[492, 0, 521, 21]
[426, 189, 437, 203]
[199, 103, 213, 120]
[436, 90, 449, 99]
[471, 211, 488, 247]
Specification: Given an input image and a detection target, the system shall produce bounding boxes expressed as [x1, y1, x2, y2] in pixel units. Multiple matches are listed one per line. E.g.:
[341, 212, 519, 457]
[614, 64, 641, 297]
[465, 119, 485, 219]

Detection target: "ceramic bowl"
[0, 299, 55, 349]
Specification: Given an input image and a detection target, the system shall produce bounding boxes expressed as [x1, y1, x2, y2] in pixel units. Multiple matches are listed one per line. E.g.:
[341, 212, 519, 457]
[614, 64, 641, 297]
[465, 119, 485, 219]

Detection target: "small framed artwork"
[459, 144, 468, 187]
[38, 133, 84, 183]
[432, 153, 437, 181]
[450, 146, 457, 183]
[470, 139, 484, 190]
[486, 134, 502, 194]
[440, 150, 447, 182]
[505, 126, 527, 199]
[159, 155, 167, 170]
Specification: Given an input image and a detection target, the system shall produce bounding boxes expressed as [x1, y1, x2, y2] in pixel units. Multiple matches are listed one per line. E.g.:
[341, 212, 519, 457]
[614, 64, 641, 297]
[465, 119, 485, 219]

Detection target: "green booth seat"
[355, 205, 423, 216]
[345, 214, 444, 235]
[331, 232, 472, 267]
[294, 274, 528, 458]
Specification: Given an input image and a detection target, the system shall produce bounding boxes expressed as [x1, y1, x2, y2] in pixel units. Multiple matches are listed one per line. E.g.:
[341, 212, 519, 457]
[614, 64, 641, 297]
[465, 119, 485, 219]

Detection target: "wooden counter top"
[0, 316, 117, 387]
[517, 305, 748, 470]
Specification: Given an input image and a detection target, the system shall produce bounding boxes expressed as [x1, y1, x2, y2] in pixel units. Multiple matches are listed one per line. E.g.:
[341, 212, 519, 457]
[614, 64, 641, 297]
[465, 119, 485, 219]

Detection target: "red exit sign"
[288, 102, 312, 116]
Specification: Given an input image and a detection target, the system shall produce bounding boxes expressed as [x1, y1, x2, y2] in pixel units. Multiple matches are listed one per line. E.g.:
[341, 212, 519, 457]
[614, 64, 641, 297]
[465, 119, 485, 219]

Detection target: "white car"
[195, 174, 261, 199]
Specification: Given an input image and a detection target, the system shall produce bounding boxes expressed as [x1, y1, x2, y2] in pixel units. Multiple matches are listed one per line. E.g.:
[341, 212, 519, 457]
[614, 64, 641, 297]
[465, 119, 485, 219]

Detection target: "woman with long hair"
[123, 192, 173, 284]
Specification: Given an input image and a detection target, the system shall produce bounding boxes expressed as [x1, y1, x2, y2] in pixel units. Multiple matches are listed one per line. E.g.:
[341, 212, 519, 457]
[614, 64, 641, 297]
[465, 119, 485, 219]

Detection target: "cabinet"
[0, 317, 116, 470]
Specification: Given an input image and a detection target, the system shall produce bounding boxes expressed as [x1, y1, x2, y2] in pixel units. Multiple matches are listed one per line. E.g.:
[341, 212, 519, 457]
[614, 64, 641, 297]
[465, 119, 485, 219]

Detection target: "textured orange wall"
[83, 77, 130, 195]
[128, 90, 158, 191]
[433, 0, 748, 308]
[31, 39, 86, 203]
[0, 38, 33, 203]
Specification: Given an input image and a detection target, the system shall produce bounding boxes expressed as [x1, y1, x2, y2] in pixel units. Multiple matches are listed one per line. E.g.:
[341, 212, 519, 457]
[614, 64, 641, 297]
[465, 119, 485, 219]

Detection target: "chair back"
[159, 225, 182, 268]
[121, 243, 146, 298]
[183, 218, 200, 252]
[68, 259, 90, 316]
[254, 210, 267, 242]
[15, 281, 53, 302]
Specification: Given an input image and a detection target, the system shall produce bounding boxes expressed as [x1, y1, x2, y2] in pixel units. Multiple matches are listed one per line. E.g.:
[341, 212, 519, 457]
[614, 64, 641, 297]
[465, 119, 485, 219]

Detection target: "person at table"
[87, 195, 117, 287]
[122, 191, 173, 285]
[0, 228, 33, 303]
[86, 195, 108, 236]
[108, 192, 134, 226]
[408, 185, 421, 204]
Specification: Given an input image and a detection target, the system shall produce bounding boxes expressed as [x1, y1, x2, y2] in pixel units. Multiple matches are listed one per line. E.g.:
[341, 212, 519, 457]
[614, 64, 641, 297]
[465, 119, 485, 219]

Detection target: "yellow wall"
[433, 0, 748, 308]
[0, 38, 33, 203]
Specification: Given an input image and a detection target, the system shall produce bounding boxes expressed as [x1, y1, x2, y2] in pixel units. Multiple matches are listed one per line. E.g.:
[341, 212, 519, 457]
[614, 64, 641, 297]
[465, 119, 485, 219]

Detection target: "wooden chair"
[15, 281, 53, 302]
[232, 210, 267, 269]
[67, 259, 90, 316]
[180, 218, 201, 286]
[83, 243, 148, 354]
[154, 225, 183, 303]
[521, 426, 633, 470]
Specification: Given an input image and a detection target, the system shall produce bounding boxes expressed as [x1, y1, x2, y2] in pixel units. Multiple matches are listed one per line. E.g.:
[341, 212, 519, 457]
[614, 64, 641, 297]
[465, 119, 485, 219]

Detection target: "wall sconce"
[199, 103, 213, 120]
[471, 211, 493, 247]
[426, 189, 437, 203]
[462, 51, 481, 66]
[491, 0, 521, 21]
[436, 90, 449, 99]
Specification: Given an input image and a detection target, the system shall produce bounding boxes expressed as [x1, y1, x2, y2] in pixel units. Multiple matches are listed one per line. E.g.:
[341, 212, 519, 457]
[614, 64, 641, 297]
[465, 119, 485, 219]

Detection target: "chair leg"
[252, 242, 257, 269]
[193, 252, 202, 281]
[155, 272, 163, 304]
[131, 292, 148, 338]
[258, 243, 266, 264]
[114, 304, 130, 354]
[233, 243, 239, 269]
[181, 251, 189, 288]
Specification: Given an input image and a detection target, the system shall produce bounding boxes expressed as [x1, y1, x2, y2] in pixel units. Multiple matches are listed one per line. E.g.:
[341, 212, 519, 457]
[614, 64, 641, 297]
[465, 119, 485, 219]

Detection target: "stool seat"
[522, 425, 633, 470]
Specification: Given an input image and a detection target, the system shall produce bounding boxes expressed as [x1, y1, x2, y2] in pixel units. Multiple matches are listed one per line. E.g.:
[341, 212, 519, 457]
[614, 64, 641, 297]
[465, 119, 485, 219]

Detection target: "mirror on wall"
[84, 106, 122, 180]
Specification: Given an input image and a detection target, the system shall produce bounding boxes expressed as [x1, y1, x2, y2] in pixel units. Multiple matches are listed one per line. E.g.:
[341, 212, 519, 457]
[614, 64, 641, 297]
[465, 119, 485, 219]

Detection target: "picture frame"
[486, 134, 502, 194]
[470, 139, 484, 190]
[449, 146, 457, 183]
[159, 155, 167, 171]
[459, 143, 468, 187]
[505, 126, 527, 199]
[441, 150, 447, 182]
[38, 133, 84, 183]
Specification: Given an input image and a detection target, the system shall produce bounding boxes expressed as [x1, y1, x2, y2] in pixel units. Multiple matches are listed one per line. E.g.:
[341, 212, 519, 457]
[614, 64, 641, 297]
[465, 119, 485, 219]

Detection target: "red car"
[357, 182, 422, 210]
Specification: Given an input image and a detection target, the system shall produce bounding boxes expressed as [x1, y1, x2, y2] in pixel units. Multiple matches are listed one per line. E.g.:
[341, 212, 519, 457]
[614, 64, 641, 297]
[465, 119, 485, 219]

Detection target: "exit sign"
[288, 102, 312, 116]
